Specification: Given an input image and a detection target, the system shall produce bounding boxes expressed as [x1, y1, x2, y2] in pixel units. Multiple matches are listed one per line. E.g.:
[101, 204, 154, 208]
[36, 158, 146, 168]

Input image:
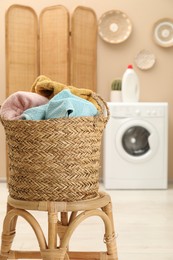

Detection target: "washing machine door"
[115, 119, 159, 162]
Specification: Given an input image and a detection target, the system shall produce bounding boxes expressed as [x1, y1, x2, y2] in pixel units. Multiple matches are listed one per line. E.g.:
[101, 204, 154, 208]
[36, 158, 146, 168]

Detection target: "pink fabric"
[0, 91, 49, 120]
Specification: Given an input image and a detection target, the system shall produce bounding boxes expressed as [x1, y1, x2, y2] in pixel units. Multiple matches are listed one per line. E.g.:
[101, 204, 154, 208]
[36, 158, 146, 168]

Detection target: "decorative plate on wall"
[135, 49, 156, 70]
[98, 10, 132, 44]
[153, 18, 173, 47]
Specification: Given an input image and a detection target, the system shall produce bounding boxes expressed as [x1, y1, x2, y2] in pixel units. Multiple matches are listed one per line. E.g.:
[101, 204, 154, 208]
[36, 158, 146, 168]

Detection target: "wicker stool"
[0, 192, 118, 260]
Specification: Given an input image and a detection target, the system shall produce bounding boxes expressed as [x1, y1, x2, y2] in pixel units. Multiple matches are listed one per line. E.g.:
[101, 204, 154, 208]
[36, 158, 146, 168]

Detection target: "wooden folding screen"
[5, 4, 97, 97]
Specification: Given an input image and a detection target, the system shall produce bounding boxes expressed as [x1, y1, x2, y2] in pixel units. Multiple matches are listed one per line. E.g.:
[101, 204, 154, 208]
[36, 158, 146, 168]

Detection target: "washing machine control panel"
[107, 103, 167, 118]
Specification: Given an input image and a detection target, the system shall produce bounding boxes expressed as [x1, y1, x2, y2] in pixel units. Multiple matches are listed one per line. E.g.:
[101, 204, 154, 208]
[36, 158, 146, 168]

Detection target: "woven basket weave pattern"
[1, 94, 109, 202]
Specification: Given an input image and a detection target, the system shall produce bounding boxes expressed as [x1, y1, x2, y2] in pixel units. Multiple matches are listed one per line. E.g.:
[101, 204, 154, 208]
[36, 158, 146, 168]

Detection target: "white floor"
[0, 182, 173, 260]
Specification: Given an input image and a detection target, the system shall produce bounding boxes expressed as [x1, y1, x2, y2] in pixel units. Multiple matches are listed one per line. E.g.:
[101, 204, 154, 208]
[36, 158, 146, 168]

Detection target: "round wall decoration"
[98, 10, 132, 44]
[135, 49, 156, 70]
[153, 18, 173, 47]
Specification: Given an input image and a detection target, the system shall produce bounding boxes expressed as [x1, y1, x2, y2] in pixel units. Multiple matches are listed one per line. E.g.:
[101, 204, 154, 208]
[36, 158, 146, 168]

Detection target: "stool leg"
[102, 202, 118, 260]
[61, 213, 68, 227]
[60, 213, 69, 251]
[1, 207, 47, 260]
[0, 204, 18, 259]
[6, 204, 18, 233]
[41, 205, 67, 260]
[48, 212, 57, 249]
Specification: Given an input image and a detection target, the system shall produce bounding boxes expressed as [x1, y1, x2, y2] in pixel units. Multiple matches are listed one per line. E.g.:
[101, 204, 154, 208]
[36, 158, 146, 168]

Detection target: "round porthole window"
[115, 119, 159, 163]
[122, 126, 150, 156]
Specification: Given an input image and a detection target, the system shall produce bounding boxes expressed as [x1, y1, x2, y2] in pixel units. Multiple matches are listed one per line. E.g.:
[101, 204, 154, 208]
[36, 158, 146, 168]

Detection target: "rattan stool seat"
[0, 192, 118, 260]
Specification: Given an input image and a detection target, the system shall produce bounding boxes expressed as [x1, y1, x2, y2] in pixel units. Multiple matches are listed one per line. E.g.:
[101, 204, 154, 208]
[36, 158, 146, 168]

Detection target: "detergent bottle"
[122, 64, 140, 102]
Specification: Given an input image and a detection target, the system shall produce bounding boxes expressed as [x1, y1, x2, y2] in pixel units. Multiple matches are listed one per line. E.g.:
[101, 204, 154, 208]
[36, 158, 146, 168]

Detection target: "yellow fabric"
[31, 75, 100, 111]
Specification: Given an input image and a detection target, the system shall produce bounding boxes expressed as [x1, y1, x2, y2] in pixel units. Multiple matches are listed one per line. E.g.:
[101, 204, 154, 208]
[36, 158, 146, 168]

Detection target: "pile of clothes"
[0, 75, 99, 120]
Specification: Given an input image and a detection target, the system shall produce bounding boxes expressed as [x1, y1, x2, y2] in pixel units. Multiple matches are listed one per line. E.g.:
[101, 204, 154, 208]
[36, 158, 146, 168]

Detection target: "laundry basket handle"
[92, 93, 110, 120]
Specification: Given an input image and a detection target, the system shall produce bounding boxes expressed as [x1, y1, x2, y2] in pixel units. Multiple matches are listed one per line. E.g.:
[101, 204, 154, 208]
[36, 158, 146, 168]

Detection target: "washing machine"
[103, 102, 168, 189]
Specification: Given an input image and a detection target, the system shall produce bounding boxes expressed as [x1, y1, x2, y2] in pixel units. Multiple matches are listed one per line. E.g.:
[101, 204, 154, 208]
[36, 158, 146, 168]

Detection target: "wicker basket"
[1, 93, 109, 202]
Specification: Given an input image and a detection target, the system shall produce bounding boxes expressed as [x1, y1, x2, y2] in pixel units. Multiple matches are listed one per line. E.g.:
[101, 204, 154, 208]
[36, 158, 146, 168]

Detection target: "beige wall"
[0, 0, 173, 181]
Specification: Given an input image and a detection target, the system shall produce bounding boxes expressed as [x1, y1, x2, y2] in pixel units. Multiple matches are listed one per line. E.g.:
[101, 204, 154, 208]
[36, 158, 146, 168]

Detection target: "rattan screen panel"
[5, 5, 38, 95]
[39, 6, 70, 84]
[71, 6, 97, 91]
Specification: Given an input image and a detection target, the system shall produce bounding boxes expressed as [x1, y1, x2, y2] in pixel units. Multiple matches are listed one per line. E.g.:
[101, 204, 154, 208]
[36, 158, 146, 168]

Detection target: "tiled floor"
[0, 182, 173, 260]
